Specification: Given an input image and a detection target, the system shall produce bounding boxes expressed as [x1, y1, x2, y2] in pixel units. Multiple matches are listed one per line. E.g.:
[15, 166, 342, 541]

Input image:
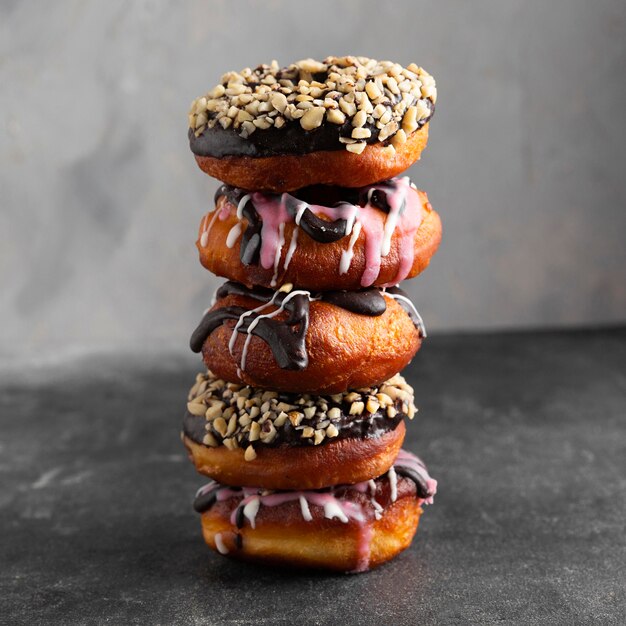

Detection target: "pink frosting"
[250, 193, 292, 270]
[202, 177, 425, 287]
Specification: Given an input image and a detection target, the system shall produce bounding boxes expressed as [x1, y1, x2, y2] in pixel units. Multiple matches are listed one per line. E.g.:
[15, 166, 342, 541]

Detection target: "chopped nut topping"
[352, 110, 367, 128]
[326, 108, 346, 125]
[244, 445, 257, 461]
[366, 398, 380, 414]
[328, 407, 341, 420]
[188, 56, 436, 152]
[185, 371, 417, 456]
[301, 426, 315, 438]
[203, 433, 218, 447]
[349, 401, 365, 415]
[402, 106, 418, 134]
[187, 401, 206, 416]
[326, 424, 339, 438]
[391, 129, 407, 147]
[213, 417, 228, 437]
[300, 106, 325, 130]
[351, 127, 371, 140]
[346, 141, 366, 154]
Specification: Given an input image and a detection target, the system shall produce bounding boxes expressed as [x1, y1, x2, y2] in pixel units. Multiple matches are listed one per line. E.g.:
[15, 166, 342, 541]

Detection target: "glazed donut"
[192, 449, 437, 572]
[197, 178, 441, 291]
[188, 56, 436, 192]
[190, 281, 424, 394]
[182, 371, 416, 490]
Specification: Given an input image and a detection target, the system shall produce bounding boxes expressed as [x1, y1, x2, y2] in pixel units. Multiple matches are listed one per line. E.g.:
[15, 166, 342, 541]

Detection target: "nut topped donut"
[182, 370, 417, 490]
[197, 177, 441, 291]
[190, 281, 425, 394]
[188, 56, 436, 191]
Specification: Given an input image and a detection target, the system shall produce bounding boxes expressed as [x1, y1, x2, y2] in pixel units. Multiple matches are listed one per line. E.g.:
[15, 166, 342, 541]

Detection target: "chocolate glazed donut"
[188, 56, 437, 192]
[190, 282, 424, 394]
[182, 370, 417, 490]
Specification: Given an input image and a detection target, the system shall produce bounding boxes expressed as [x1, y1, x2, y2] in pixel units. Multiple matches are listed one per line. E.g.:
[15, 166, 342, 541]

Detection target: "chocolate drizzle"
[193, 484, 220, 513]
[214, 180, 404, 267]
[190, 281, 387, 370]
[394, 461, 432, 500]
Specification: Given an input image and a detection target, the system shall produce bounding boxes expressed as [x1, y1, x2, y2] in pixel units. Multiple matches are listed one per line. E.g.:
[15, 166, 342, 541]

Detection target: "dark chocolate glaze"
[193, 484, 220, 513]
[321, 290, 386, 316]
[189, 101, 434, 158]
[189, 281, 387, 370]
[183, 404, 404, 450]
[394, 463, 432, 500]
[214, 180, 403, 266]
[235, 506, 245, 529]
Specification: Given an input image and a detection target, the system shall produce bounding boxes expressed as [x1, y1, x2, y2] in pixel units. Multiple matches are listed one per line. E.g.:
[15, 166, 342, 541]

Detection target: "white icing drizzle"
[388, 465, 398, 503]
[371, 500, 384, 521]
[380, 200, 402, 256]
[228, 297, 277, 355]
[323, 500, 349, 523]
[283, 227, 299, 270]
[270, 222, 285, 287]
[200, 210, 219, 248]
[294, 201, 308, 225]
[236, 194, 251, 219]
[339, 221, 362, 275]
[226, 222, 243, 248]
[299, 495, 312, 522]
[343, 204, 359, 236]
[214, 532, 229, 554]
[243, 497, 260, 529]
[367, 479, 384, 520]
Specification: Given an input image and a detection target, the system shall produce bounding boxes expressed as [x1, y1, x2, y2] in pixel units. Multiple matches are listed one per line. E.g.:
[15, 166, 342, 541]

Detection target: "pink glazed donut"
[196, 177, 441, 291]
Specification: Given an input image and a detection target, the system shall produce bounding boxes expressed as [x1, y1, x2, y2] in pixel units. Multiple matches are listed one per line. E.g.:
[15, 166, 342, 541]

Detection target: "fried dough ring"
[200, 293, 420, 394]
[198, 475, 422, 572]
[197, 191, 441, 291]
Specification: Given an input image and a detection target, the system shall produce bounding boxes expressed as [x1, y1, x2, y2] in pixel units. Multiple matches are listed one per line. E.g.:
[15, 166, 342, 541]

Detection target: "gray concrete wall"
[2, 0, 625, 358]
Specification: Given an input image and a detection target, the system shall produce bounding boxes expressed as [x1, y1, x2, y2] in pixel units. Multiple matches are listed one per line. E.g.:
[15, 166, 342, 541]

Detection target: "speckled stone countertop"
[1, 329, 625, 625]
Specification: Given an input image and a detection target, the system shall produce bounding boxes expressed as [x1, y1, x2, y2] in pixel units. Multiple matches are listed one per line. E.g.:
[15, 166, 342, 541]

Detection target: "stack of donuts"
[182, 56, 441, 572]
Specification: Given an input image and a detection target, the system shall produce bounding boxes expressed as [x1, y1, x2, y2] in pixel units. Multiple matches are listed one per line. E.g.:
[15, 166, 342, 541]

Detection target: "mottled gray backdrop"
[2, 0, 625, 359]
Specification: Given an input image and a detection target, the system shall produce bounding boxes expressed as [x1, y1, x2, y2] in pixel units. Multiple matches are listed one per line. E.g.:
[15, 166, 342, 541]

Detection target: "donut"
[196, 177, 442, 291]
[192, 449, 437, 572]
[188, 56, 436, 192]
[182, 371, 416, 490]
[190, 281, 424, 394]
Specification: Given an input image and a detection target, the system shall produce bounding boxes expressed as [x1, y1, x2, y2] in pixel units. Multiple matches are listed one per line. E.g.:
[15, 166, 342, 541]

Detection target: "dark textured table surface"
[1, 329, 625, 625]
